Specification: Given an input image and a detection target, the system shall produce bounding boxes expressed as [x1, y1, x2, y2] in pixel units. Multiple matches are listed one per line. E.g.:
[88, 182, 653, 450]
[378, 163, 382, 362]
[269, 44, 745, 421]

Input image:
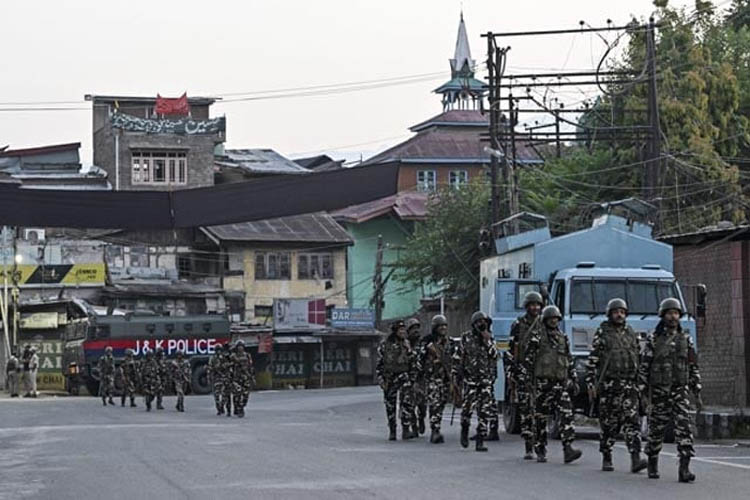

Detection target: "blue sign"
[331, 308, 375, 329]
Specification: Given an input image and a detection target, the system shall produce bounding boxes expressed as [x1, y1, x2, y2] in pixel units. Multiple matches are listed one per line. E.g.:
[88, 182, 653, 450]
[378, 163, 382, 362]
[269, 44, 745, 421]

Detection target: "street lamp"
[14, 254, 22, 265]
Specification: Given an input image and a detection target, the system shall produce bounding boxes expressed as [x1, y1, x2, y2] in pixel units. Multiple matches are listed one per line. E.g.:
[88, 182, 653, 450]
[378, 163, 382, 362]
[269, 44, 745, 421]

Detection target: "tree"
[395, 181, 489, 308]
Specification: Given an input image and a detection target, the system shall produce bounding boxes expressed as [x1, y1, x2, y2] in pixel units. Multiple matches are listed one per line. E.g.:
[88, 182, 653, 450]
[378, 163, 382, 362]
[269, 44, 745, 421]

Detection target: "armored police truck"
[480, 199, 705, 435]
[62, 311, 230, 396]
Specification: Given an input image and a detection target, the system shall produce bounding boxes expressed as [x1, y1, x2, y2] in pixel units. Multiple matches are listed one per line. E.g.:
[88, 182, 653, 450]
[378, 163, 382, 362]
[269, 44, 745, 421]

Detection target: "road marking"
[695, 456, 750, 460]
[0, 423, 241, 433]
[614, 444, 750, 471]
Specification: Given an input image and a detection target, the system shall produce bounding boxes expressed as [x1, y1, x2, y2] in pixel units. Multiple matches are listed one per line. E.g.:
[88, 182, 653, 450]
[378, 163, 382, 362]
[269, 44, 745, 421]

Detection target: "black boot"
[102, 397, 107, 407]
[488, 423, 500, 442]
[648, 456, 659, 479]
[563, 444, 583, 464]
[226, 404, 232, 417]
[108, 397, 115, 406]
[602, 451, 614, 471]
[130, 397, 137, 408]
[678, 456, 695, 483]
[217, 404, 224, 416]
[475, 436, 488, 452]
[388, 424, 397, 441]
[146, 397, 152, 412]
[524, 440, 534, 460]
[460, 424, 469, 449]
[156, 396, 164, 410]
[430, 429, 444, 444]
[418, 417, 426, 435]
[536, 446, 547, 463]
[403, 425, 417, 440]
[121, 396, 126, 407]
[631, 451, 648, 473]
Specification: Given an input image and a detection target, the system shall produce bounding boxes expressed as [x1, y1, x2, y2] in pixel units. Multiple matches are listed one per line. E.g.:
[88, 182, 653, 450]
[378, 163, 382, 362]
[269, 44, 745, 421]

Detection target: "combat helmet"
[405, 318, 421, 332]
[105, 346, 113, 354]
[606, 298, 628, 315]
[390, 319, 406, 333]
[431, 314, 448, 329]
[541, 305, 562, 321]
[470, 311, 492, 327]
[658, 297, 683, 317]
[523, 291, 544, 308]
[214, 344, 224, 352]
[125, 348, 134, 357]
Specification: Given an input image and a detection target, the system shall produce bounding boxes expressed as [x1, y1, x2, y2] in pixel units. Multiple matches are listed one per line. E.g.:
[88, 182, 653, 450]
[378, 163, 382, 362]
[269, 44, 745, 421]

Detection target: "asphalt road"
[1, 387, 749, 500]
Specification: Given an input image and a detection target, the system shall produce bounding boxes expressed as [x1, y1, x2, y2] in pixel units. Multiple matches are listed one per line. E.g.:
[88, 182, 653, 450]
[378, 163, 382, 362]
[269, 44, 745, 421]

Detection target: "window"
[417, 170, 437, 192]
[254, 305, 273, 321]
[131, 151, 187, 186]
[255, 252, 290, 280]
[129, 246, 149, 267]
[298, 253, 334, 279]
[570, 279, 679, 315]
[515, 282, 541, 309]
[449, 170, 468, 188]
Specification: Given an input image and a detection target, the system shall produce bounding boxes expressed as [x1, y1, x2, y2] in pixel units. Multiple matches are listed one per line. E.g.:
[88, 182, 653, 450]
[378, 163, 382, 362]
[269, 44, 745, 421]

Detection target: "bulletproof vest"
[426, 336, 451, 377]
[514, 315, 538, 363]
[383, 339, 410, 374]
[534, 327, 569, 381]
[7, 357, 18, 371]
[601, 322, 639, 380]
[462, 330, 496, 381]
[649, 329, 689, 388]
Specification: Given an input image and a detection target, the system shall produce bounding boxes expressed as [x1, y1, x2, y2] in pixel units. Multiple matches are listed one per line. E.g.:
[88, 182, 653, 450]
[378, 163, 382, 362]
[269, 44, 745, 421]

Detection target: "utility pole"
[643, 17, 661, 206]
[372, 235, 384, 327]
[0, 227, 10, 389]
[509, 94, 520, 222]
[486, 32, 500, 225]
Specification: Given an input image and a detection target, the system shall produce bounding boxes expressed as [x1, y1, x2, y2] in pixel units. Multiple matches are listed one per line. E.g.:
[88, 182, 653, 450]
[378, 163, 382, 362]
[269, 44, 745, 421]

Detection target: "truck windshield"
[570, 279, 678, 315]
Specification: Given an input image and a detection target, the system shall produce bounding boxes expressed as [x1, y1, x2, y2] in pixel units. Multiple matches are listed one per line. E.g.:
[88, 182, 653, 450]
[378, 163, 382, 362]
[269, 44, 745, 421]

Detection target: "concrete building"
[85, 94, 225, 191]
[661, 224, 750, 408]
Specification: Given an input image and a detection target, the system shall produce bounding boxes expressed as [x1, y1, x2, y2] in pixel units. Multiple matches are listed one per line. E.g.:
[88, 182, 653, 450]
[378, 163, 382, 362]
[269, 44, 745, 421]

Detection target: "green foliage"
[394, 181, 489, 307]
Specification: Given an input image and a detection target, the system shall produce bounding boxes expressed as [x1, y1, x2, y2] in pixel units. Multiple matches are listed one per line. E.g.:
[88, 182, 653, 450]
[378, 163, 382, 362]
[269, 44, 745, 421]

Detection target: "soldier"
[140, 350, 159, 411]
[171, 350, 191, 412]
[406, 317, 427, 436]
[231, 340, 255, 418]
[376, 320, 417, 441]
[639, 297, 701, 483]
[154, 347, 167, 410]
[5, 350, 20, 397]
[207, 344, 225, 415]
[421, 314, 452, 444]
[21, 344, 39, 398]
[97, 346, 116, 406]
[506, 291, 543, 459]
[453, 311, 497, 452]
[120, 349, 139, 408]
[221, 343, 234, 417]
[522, 305, 582, 464]
[586, 298, 647, 473]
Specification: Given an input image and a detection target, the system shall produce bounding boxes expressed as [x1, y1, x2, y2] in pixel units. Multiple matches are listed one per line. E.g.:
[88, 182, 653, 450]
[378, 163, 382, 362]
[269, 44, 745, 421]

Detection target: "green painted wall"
[342, 216, 427, 320]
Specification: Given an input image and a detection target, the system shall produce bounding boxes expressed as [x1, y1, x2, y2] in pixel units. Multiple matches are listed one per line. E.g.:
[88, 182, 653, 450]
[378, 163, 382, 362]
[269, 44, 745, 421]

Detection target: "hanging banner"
[155, 93, 190, 116]
[0, 264, 106, 287]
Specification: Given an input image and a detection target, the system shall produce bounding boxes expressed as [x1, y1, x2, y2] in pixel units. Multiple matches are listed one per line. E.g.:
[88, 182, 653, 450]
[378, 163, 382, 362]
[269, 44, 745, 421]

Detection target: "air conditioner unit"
[23, 228, 45, 243]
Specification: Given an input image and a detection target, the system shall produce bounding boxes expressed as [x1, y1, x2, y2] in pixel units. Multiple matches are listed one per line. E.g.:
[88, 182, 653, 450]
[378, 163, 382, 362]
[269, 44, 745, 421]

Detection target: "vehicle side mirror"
[696, 284, 707, 318]
[539, 283, 550, 304]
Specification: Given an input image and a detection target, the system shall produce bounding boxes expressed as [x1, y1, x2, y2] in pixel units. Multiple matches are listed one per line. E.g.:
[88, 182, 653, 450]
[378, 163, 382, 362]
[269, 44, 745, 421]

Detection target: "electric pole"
[372, 234, 384, 327]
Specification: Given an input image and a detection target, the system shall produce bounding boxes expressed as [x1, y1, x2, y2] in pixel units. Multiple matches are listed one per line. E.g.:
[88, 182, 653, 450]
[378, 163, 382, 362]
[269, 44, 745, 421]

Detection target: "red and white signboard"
[273, 298, 326, 331]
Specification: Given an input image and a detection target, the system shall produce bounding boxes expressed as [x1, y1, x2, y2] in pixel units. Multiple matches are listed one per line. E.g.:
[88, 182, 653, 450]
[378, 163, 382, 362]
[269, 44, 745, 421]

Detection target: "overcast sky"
[0, 0, 698, 164]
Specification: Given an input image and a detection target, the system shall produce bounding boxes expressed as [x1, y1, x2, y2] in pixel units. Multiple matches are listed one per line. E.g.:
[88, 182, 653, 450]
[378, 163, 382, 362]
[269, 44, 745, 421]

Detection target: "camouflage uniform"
[120, 351, 139, 407]
[452, 317, 497, 450]
[6, 355, 20, 397]
[376, 324, 417, 440]
[171, 354, 191, 412]
[420, 317, 452, 443]
[639, 312, 701, 481]
[207, 346, 226, 415]
[231, 343, 255, 418]
[97, 349, 116, 406]
[586, 320, 643, 458]
[154, 349, 168, 410]
[220, 347, 235, 417]
[407, 319, 427, 436]
[506, 313, 541, 448]
[140, 352, 160, 411]
[522, 308, 581, 462]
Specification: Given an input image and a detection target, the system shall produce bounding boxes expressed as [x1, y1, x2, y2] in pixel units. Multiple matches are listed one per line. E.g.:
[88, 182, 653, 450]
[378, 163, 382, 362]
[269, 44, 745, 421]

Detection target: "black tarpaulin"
[0, 163, 398, 229]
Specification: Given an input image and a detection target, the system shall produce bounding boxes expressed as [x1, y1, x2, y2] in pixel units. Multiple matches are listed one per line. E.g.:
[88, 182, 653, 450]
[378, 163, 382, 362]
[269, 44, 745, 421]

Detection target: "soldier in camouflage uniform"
[97, 346, 116, 406]
[506, 291, 543, 459]
[207, 344, 225, 415]
[221, 344, 235, 417]
[406, 317, 427, 436]
[120, 349, 139, 408]
[421, 314, 452, 444]
[586, 298, 647, 473]
[376, 320, 418, 441]
[452, 311, 497, 452]
[140, 350, 159, 412]
[522, 305, 582, 463]
[639, 297, 701, 483]
[231, 340, 255, 418]
[154, 347, 167, 410]
[171, 350, 191, 412]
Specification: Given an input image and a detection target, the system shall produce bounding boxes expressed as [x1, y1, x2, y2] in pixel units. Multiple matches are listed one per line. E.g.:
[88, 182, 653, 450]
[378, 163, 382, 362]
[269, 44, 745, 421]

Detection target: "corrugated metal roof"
[204, 212, 352, 244]
[216, 149, 310, 175]
[331, 192, 428, 224]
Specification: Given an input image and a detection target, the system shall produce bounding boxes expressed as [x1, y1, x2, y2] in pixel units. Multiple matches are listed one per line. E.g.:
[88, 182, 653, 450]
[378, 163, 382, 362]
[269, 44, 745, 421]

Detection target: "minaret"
[434, 12, 486, 111]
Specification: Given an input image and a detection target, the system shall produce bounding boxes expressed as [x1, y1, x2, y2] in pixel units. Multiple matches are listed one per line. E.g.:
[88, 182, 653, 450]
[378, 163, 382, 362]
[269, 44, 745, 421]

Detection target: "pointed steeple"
[450, 12, 475, 78]
[434, 12, 486, 111]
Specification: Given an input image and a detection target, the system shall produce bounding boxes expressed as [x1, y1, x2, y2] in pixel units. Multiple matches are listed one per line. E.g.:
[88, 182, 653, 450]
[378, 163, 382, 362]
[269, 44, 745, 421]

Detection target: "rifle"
[589, 355, 610, 418]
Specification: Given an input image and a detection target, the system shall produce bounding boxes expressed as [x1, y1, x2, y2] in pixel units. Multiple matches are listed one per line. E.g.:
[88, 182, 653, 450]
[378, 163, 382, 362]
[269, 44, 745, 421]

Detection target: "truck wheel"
[85, 378, 100, 397]
[502, 401, 522, 434]
[191, 364, 211, 395]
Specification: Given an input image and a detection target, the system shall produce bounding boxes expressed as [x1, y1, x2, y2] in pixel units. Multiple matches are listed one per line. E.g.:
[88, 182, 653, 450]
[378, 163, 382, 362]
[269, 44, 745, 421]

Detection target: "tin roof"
[331, 191, 428, 224]
[203, 212, 352, 244]
[216, 149, 310, 175]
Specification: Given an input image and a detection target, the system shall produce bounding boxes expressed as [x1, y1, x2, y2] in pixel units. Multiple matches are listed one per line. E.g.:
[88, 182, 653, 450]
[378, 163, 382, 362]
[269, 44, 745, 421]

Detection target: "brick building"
[85, 94, 225, 191]
[661, 224, 750, 407]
